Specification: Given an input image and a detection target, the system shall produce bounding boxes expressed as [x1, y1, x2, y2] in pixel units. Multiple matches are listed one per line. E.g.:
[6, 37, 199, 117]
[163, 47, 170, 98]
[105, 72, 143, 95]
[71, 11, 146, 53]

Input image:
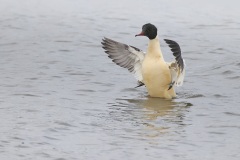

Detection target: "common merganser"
[101, 23, 185, 99]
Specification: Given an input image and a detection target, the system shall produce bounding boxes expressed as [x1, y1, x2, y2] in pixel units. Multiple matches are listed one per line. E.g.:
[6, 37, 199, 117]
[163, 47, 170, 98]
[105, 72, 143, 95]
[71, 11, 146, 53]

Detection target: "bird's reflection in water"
[113, 97, 192, 138]
[129, 98, 178, 118]
[125, 97, 190, 119]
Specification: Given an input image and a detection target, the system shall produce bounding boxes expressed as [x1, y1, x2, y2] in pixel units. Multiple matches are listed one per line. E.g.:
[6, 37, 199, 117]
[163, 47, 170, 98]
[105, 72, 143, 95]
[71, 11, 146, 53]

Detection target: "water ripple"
[0, 42, 18, 46]
[44, 136, 59, 141]
[224, 112, 240, 117]
[12, 94, 41, 97]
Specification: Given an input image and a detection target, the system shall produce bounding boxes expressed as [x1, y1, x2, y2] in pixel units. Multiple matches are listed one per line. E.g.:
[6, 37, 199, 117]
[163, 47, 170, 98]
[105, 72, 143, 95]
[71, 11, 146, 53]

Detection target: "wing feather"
[102, 37, 145, 85]
[164, 39, 185, 87]
[164, 39, 184, 71]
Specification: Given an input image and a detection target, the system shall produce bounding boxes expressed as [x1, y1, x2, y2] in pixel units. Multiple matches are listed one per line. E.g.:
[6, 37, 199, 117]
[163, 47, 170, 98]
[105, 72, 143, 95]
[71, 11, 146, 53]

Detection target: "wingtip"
[168, 86, 172, 90]
[135, 81, 145, 88]
[102, 37, 110, 42]
[164, 39, 174, 44]
[103, 37, 111, 41]
[101, 37, 113, 46]
[168, 81, 175, 90]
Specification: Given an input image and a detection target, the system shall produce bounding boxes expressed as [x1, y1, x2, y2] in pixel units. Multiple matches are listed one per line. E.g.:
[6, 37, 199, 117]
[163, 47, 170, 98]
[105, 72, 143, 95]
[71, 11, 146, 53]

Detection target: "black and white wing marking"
[164, 39, 185, 89]
[164, 39, 184, 72]
[101, 37, 145, 85]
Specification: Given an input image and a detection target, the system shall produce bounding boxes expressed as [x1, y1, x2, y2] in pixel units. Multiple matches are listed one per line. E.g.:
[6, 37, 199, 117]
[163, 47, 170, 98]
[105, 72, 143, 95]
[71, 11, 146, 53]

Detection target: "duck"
[101, 23, 185, 99]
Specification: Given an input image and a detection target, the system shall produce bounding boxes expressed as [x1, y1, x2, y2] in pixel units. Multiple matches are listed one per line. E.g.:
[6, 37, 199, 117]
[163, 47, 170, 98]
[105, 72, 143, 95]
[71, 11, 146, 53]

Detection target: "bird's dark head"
[135, 23, 157, 40]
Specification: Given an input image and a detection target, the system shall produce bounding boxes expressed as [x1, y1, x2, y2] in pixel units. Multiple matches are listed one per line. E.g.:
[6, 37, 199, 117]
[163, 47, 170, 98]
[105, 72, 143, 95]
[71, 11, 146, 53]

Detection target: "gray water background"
[0, 0, 240, 159]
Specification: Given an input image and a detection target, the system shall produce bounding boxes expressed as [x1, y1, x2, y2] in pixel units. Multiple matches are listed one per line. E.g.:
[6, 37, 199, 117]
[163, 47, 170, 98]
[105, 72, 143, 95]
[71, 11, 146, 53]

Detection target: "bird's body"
[142, 37, 176, 98]
[102, 23, 185, 99]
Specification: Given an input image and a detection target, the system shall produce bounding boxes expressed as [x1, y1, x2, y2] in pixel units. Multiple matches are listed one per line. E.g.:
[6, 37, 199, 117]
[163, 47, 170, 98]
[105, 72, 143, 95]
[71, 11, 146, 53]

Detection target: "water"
[0, 0, 240, 159]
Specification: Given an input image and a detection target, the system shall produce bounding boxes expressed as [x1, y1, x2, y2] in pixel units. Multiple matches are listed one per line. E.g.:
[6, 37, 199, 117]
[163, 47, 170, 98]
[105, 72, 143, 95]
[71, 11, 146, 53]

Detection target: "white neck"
[147, 36, 164, 59]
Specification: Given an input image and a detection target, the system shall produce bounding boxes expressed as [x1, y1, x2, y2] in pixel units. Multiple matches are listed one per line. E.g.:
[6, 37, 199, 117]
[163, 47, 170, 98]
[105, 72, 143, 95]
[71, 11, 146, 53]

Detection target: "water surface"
[0, 0, 240, 159]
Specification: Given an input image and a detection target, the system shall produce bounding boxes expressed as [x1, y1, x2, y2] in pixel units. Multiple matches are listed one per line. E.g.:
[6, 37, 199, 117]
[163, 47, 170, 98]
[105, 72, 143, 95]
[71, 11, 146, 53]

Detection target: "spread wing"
[164, 39, 185, 89]
[101, 37, 145, 85]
